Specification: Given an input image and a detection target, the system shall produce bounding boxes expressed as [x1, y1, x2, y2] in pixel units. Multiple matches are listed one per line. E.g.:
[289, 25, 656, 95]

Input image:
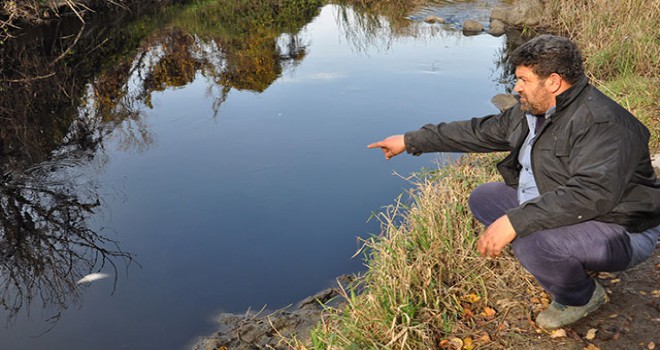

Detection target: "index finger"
[367, 141, 384, 149]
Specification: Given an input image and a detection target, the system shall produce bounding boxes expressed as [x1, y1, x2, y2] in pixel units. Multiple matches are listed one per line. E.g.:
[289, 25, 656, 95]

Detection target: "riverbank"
[279, 0, 660, 349]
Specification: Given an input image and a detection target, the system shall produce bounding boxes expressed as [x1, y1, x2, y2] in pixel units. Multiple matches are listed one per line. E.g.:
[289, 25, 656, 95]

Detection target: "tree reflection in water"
[0, 148, 133, 326]
[0, 0, 325, 326]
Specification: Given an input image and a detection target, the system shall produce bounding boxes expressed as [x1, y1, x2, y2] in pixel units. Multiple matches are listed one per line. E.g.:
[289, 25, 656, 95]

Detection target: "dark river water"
[0, 1, 511, 349]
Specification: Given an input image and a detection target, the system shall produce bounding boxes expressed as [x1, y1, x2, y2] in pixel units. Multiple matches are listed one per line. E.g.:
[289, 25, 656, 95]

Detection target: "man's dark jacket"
[404, 76, 660, 237]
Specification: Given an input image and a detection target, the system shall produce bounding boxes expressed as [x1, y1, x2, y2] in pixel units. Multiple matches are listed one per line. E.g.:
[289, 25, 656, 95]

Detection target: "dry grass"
[546, 0, 659, 80]
[293, 155, 543, 349]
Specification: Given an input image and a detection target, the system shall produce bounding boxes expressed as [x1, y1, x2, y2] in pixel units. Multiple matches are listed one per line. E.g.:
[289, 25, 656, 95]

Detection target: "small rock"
[491, 94, 518, 111]
[424, 15, 445, 24]
[490, 7, 508, 22]
[488, 19, 506, 37]
[490, 0, 547, 28]
[463, 20, 484, 33]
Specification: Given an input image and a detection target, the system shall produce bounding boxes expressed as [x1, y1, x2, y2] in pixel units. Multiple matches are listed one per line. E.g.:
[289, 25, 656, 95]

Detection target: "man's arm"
[373, 107, 521, 160]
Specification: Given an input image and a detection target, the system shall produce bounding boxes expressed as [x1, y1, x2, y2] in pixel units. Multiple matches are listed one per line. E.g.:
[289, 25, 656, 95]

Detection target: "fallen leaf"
[461, 293, 481, 303]
[655, 263, 660, 269]
[497, 321, 509, 332]
[649, 341, 656, 350]
[439, 339, 449, 348]
[609, 313, 619, 318]
[540, 297, 550, 307]
[652, 290, 660, 297]
[584, 344, 601, 350]
[463, 337, 474, 350]
[480, 307, 497, 320]
[609, 278, 621, 284]
[585, 328, 597, 340]
[550, 329, 567, 338]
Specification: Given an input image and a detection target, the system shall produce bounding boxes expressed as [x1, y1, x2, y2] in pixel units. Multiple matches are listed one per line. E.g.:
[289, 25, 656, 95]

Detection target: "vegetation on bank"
[291, 0, 659, 349]
[289, 155, 541, 349]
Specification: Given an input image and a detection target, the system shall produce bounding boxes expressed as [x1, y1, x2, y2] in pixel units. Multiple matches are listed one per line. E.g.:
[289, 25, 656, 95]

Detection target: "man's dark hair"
[510, 34, 584, 84]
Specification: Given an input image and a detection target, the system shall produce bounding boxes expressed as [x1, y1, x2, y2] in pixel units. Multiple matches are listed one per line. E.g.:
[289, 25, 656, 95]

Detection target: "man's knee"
[512, 231, 569, 267]
[468, 182, 517, 226]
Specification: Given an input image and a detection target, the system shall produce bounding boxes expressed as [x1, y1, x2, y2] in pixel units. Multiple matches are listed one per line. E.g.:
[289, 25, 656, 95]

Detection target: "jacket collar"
[554, 74, 589, 113]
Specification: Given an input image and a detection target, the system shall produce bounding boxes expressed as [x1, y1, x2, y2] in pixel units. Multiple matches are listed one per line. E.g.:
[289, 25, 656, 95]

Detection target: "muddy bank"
[192, 276, 353, 350]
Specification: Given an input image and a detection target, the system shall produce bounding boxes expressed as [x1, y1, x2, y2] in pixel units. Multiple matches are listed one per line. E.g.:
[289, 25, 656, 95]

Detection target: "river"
[0, 1, 511, 349]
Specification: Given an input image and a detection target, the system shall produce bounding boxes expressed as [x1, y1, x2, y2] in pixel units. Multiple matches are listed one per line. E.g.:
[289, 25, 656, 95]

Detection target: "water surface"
[0, 2, 508, 349]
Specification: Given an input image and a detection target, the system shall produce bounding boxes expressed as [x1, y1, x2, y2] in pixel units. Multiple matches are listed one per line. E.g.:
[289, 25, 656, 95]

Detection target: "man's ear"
[546, 73, 563, 94]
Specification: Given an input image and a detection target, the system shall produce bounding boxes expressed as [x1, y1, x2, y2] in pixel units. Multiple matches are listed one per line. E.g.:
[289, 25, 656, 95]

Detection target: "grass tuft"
[299, 155, 541, 349]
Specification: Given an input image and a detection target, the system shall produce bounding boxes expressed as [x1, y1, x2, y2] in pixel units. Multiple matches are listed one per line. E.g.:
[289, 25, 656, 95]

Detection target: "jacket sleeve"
[403, 107, 520, 155]
[506, 119, 647, 237]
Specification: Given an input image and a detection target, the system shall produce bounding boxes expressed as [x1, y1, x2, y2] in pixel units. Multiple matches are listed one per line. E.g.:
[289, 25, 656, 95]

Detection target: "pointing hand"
[368, 135, 406, 160]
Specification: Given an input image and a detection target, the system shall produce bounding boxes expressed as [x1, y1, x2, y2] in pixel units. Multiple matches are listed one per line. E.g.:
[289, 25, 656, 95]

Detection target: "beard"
[519, 90, 550, 115]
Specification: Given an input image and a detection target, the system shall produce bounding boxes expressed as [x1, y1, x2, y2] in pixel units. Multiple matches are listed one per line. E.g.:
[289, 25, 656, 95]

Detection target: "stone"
[488, 19, 506, 37]
[491, 94, 518, 112]
[490, 0, 548, 28]
[424, 15, 445, 24]
[462, 20, 484, 33]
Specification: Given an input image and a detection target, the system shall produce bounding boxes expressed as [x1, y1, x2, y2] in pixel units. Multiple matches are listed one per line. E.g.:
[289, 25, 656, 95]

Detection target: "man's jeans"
[468, 182, 633, 306]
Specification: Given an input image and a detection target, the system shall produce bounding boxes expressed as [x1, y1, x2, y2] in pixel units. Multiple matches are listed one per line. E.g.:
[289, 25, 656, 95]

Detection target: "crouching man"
[368, 34, 660, 329]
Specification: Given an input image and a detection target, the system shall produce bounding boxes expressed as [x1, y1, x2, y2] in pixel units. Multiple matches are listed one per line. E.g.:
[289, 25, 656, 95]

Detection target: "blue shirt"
[517, 106, 555, 205]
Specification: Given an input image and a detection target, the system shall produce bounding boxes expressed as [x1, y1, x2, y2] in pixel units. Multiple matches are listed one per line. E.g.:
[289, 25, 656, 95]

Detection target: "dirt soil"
[526, 248, 660, 350]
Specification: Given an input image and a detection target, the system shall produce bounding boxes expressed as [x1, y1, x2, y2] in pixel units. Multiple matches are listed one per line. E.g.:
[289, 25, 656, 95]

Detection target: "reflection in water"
[73, 0, 324, 123]
[0, 0, 326, 328]
[0, 162, 132, 324]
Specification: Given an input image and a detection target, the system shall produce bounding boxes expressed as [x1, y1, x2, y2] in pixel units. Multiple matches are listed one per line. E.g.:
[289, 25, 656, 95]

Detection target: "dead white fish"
[76, 272, 111, 284]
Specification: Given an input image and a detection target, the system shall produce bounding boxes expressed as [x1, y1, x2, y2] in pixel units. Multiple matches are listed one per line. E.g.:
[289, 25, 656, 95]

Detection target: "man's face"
[513, 65, 554, 115]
